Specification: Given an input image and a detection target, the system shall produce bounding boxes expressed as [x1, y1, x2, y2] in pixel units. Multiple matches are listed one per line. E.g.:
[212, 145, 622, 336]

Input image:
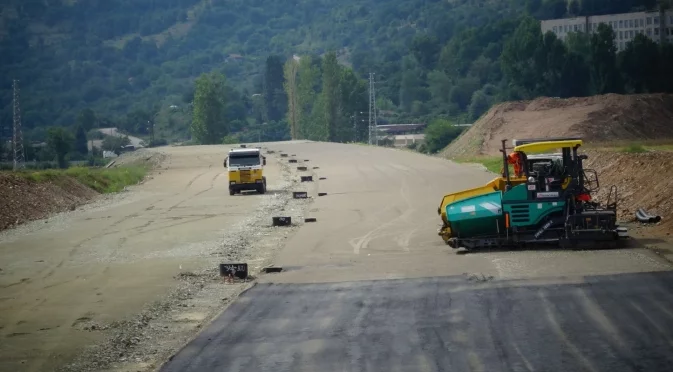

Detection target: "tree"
[125, 109, 152, 134]
[568, 0, 580, 16]
[191, 71, 228, 144]
[501, 16, 543, 97]
[559, 52, 591, 97]
[618, 34, 660, 93]
[468, 90, 491, 121]
[46, 127, 73, 168]
[525, 0, 542, 14]
[296, 56, 320, 140]
[263, 55, 287, 122]
[283, 58, 300, 139]
[423, 119, 464, 154]
[321, 52, 341, 142]
[411, 34, 440, 70]
[399, 69, 424, 112]
[589, 23, 621, 94]
[535, 31, 567, 96]
[76, 108, 97, 132]
[102, 135, 130, 153]
[339, 68, 368, 142]
[74, 125, 88, 155]
[565, 31, 591, 62]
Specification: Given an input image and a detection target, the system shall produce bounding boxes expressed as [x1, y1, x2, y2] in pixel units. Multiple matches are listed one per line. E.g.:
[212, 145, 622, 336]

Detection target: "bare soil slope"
[0, 173, 98, 231]
[441, 93, 673, 157]
[586, 149, 673, 237]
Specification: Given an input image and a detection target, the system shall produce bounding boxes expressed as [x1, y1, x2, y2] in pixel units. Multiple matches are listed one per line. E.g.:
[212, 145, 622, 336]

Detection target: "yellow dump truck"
[224, 148, 266, 195]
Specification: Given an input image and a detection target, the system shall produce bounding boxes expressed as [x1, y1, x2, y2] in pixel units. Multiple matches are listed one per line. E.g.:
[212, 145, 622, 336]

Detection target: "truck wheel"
[229, 188, 235, 196]
[258, 184, 266, 194]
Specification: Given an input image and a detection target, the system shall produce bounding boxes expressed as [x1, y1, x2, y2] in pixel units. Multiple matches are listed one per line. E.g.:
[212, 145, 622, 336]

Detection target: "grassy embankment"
[585, 140, 673, 153]
[18, 166, 148, 193]
[452, 156, 503, 174]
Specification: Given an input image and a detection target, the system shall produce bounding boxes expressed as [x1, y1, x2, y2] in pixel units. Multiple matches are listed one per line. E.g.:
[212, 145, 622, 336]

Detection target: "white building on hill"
[541, 10, 673, 51]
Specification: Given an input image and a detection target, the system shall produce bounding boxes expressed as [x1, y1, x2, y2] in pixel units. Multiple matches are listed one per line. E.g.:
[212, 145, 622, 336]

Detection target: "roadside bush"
[222, 135, 239, 144]
[149, 138, 168, 147]
[423, 119, 464, 153]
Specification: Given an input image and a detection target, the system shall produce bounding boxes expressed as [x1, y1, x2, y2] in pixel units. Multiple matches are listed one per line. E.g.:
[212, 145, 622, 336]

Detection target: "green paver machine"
[437, 138, 628, 250]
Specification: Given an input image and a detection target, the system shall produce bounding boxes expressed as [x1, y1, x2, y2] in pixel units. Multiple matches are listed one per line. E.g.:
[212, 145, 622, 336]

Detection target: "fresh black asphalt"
[161, 271, 673, 372]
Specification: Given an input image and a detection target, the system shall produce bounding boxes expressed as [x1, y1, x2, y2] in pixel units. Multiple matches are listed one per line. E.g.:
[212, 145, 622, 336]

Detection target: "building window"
[629, 19, 634, 28]
[619, 20, 624, 28]
[619, 31, 623, 39]
[654, 16, 659, 25]
[655, 28, 659, 36]
[647, 17, 652, 25]
[640, 19, 644, 27]
[564, 25, 568, 32]
[647, 28, 652, 36]
[553, 26, 557, 32]
[630, 30, 634, 38]
[574, 24, 578, 31]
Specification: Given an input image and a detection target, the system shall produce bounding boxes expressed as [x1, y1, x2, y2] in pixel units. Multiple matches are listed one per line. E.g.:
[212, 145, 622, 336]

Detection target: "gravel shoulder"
[0, 143, 316, 372]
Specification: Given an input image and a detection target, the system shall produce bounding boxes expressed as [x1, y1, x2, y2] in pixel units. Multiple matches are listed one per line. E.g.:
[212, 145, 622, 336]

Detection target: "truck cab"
[224, 148, 266, 195]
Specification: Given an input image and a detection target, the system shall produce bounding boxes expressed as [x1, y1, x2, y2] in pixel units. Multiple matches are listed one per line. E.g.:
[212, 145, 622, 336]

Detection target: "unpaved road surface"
[0, 143, 316, 371]
[161, 141, 673, 372]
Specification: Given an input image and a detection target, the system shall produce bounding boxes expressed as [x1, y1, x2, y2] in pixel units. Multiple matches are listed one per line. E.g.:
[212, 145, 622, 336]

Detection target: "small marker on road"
[272, 216, 292, 226]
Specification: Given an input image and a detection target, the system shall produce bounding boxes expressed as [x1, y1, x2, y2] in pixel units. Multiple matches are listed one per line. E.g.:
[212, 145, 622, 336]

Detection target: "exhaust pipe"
[635, 208, 661, 223]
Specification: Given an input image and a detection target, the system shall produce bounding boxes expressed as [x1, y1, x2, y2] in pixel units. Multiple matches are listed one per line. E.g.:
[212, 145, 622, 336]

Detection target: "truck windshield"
[229, 154, 260, 167]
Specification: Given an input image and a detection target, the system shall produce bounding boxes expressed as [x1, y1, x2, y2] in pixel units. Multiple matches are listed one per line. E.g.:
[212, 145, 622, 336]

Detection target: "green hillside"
[0, 0, 526, 138]
[1, 0, 671, 152]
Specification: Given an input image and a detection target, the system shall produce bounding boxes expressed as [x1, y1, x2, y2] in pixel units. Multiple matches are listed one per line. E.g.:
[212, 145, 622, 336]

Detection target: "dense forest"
[1, 0, 671, 159]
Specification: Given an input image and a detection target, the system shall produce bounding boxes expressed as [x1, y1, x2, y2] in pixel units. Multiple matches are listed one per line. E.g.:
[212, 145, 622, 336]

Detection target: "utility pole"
[12, 80, 25, 170]
[368, 73, 377, 145]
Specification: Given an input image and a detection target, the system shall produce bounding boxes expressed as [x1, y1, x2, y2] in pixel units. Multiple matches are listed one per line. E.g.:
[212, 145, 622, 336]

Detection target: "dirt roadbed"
[0, 144, 318, 372]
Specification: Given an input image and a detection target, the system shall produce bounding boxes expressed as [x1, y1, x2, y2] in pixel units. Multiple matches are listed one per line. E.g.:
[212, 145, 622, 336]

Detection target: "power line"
[12, 80, 25, 170]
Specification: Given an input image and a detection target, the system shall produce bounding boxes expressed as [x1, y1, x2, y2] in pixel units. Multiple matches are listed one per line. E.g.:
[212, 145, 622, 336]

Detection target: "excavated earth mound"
[441, 93, 673, 158]
[585, 149, 673, 238]
[0, 173, 98, 231]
